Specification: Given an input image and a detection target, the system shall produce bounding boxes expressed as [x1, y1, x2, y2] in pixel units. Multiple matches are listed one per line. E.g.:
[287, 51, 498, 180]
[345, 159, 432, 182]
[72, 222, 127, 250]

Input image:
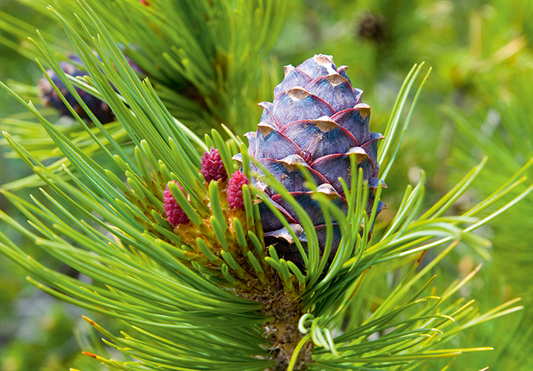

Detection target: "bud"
[227, 171, 249, 210]
[163, 181, 190, 226]
[201, 147, 227, 183]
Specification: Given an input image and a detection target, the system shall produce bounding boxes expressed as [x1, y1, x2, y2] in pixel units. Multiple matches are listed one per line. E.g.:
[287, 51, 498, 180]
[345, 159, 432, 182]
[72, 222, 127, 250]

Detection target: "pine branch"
[0, 3, 531, 371]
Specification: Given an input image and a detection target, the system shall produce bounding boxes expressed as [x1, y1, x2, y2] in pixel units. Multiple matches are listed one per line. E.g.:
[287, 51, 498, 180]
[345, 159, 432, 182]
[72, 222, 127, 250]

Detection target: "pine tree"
[0, 1, 532, 370]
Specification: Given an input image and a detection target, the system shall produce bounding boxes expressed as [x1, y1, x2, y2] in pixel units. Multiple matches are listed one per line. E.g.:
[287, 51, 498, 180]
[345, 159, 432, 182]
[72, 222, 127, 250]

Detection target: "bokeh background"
[1, 0, 533, 370]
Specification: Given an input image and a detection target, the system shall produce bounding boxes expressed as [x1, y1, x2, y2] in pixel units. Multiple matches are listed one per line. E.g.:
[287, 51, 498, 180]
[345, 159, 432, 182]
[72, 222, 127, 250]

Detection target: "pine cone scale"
[272, 89, 335, 126]
[331, 104, 371, 144]
[280, 119, 358, 159]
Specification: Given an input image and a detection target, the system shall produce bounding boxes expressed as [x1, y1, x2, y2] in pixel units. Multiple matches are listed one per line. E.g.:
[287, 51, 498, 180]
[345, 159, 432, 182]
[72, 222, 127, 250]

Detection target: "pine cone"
[38, 55, 115, 124]
[242, 54, 385, 267]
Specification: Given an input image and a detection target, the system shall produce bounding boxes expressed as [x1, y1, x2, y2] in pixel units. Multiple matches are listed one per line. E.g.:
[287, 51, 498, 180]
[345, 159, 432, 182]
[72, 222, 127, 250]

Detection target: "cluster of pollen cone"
[158, 54, 385, 282]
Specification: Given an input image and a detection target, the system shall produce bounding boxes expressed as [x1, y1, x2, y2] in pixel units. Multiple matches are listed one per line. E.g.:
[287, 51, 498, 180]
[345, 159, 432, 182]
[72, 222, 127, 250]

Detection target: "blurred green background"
[1, 0, 533, 370]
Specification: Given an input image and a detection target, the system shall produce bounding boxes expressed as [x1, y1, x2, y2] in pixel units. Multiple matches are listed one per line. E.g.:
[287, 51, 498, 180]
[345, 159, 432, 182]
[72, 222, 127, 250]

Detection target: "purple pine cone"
[38, 56, 115, 124]
[241, 54, 386, 267]
[38, 54, 144, 124]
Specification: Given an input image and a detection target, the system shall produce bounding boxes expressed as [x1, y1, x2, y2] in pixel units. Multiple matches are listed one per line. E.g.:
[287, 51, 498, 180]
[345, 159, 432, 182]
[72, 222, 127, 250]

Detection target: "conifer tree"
[0, 1, 532, 370]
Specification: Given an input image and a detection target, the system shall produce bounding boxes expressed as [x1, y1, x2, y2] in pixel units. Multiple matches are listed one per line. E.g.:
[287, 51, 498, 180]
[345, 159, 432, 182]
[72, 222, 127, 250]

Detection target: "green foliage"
[14, 0, 286, 132]
[1, 0, 533, 370]
[0, 0, 285, 189]
[0, 3, 531, 370]
[448, 70, 533, 295]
